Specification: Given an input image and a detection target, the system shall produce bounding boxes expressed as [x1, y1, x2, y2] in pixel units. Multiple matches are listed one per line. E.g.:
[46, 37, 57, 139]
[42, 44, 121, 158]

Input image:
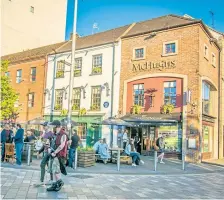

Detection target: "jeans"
[68, 148, 76, 168]
[130, 152, 140, 164]
[40, 153, 50, 182]
[15, 143, 23, 165]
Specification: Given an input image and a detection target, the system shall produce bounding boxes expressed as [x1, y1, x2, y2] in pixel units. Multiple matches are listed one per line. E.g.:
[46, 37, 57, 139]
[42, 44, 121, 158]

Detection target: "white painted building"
[1, 0, 67, 55]
[44, 25, 132, 147]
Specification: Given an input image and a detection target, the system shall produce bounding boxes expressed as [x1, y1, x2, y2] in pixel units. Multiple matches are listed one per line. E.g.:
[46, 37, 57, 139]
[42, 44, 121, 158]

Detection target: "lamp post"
[67, 0, 78, 137]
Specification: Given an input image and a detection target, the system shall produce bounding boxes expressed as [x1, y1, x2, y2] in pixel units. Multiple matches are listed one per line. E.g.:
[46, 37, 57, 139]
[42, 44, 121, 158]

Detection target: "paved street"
[1, 166, 224, 199]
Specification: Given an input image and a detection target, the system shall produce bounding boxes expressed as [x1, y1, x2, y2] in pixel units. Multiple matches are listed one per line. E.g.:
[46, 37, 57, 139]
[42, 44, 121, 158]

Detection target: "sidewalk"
[2, 155, 224, 175]
[202, 158, 224, 167]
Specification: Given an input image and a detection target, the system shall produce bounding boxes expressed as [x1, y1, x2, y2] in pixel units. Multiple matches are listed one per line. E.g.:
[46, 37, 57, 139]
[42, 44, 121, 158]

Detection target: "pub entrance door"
[142, 126, 156, 155]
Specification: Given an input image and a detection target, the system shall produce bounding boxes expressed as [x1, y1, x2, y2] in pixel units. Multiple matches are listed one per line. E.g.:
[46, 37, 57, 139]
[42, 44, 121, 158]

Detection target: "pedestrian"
[14, 124, 24, 166]
[98, 138, 110, 164]
[156, 135, 166, 164]
[1, 123, 13, 162]
[37, 122, 54, 185]
[117, 129, 123, 148]
[93, 138, 102, 154]
[122, 129, 128, 149]
[47, 120, 68, 192]
[68, 129, 80, 168]
[134, 132, 141, 154]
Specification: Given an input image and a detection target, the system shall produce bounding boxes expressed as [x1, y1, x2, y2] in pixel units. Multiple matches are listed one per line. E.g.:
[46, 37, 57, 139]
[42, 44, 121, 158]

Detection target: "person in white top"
[122, 129, 128, 149]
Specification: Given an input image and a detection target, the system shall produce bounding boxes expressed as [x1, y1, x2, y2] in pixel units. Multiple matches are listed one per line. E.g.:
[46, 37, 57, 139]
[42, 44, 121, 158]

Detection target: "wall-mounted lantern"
[101, 82, 110, 96]
[81, 84, 88, 99]
[62, 87, 68, 100]
[44, 89, 51, 100]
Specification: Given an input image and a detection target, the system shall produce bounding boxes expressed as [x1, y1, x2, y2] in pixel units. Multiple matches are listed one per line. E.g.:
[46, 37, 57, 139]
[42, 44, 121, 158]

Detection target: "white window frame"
[211, 53, 216, 67]
[204, 44, 209, 60]
[16, 69, 22, 83]
[30, 6, 34, 13]
[133, 47, 146, 60]
[162, 40, 178, 56]
[28, 93, 35, 108]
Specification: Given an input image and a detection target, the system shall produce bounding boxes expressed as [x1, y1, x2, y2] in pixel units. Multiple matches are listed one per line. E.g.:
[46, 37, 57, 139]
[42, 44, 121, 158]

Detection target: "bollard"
[182, 151, 185, 171]
[27, 144, 31, 166]
[154, 151, 157, 171]
[117, 150, 120, 171]
[74, 150, 78, 170]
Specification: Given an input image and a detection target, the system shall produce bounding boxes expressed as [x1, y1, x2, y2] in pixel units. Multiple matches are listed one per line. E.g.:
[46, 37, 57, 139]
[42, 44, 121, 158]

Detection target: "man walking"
[14, 124, 24, 166]
[156, 135, 165, 164]
[68, 129, 80, 168]
[1, 124, 13, 162]
[47, 120, 68, 192]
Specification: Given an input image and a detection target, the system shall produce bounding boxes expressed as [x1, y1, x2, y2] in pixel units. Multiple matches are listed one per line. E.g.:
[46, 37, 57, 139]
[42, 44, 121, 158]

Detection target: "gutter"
[218, 46, 222, 159]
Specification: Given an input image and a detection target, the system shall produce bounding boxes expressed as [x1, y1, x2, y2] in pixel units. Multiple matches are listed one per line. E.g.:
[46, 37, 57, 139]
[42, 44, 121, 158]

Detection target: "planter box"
[77, 151, 95, 168]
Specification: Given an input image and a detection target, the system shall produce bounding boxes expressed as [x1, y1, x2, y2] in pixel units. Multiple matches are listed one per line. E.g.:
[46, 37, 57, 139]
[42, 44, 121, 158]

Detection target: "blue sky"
[65, 0, 224, 39]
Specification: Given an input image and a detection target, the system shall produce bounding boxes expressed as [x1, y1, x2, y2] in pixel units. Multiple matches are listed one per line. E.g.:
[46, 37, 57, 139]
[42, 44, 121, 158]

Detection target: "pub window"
[163, 41, 178, 56]
[92, 54, 102, 75]
[134, 48, 145, 59]
[16, 69, 22, 83]
[133, 84, 144, 106]
[149, 94, 155, 108]
[30, 67, 36, 82]
[72, 88, 81, 110]
[91, 86, 101, 111]
[28, 93, 35, 108]
[164, 81, 176, 106]
[55, 89, 63, 110]
[74, 58, 82, 77]
[77, 123, 87, 140]
[212, 53, 216, 67]
[56, 60, 65, 78]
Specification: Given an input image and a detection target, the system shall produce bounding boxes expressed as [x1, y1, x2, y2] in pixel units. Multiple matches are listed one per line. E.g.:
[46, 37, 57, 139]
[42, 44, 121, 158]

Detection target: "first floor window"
[16, 69, 22, 83]
[72, 88, 81, 110]
[77, 123, 87, 140]
[164, 81, 176, 105]
[74, 58, 82, 77]
[165, 43, 176, 54]
[28, 93, 35, 107]
[5, 71, 10, 77]
[91, 86, 101, 110]
[135, 48, 144, 59]
[30, 67, 36, 82]
[133, 84, 144, 106]
[56, 60, 65, 78]
[55, 89, 63, 110]
[92, 54, 102, 74]
[202, 81, 211, 115]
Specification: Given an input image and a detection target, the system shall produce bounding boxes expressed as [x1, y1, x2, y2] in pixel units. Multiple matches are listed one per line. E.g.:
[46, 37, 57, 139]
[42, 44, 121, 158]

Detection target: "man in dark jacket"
[1, 124, 13, 162]
[14, 124, 24, 165]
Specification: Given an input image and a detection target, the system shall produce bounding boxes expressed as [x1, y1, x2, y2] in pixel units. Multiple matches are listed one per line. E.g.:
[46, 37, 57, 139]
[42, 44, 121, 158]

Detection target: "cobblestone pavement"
[1, 167, 224, 199]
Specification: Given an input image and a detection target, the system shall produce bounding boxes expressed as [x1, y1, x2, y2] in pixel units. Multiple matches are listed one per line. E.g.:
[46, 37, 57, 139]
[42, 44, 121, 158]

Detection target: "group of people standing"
[1, 123, 25, 166]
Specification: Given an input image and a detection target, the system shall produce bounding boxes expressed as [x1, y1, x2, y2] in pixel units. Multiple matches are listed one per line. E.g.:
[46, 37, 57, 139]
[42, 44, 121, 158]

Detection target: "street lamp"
[67, 0, 78, 137]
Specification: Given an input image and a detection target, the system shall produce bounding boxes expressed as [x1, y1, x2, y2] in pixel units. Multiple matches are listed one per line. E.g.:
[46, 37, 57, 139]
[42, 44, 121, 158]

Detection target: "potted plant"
[92, 67, 102, 74]
[56, 71, 64, 78]
[161, 104, 174, 114]
[131, 105, 142, 114]
[54, 104, 61, 110]
[74, 69, 81, 77]
[77, 146, 95, 167]
[90, 105, 100, 111]
[78, 108, 87, 116]
[72, 104, 79, 111]
[60, 109, 68, 116]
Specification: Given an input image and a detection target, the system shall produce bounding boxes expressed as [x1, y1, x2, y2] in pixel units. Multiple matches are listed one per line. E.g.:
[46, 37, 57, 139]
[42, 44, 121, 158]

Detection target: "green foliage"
[0, 61, 19, 121]
[77, 146, 94, 152]
[74, 69, 81, 77]
[131, 105, 142, 114]
[56, 71, 64, 78]
[78, 108, 87, 116]
[92, 67, 102, 74]
[161, 104, 175, 114]
[60, 109, 68, 116]
[90, 105, 100, 111]
[72, 104, 79, 111]
[54, 104, 61, 110]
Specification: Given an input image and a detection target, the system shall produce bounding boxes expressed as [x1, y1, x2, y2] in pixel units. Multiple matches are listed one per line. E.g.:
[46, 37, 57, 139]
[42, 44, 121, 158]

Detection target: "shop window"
[134, 47, 145, 59]
[16, 69, 22, 83]
[163, 81, 176, 106]
[92, 54, 102, 75]
[202, 125, 213, 153]
[163, 41, 178, 56]
[77, 123, 87, 140]
[202, 81, 211, 115]
[55, 89, 63, 110]
[28, 93, 35, 108]
[90, 86, 101, 111]
[212, 53, 216, 67]
[74, 57, 82, 77]
[56, 60, 65, 78]
[133, 84, 144, 106]
[30, 67, 36, 82]
[72, 88, 81, 110]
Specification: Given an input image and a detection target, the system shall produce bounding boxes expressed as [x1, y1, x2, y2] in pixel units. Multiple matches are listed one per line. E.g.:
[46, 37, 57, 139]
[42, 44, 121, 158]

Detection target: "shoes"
[140, 160, 144, 165]
[54, 179, 64, 192]
[132, 163, 137, 167]
[160, 161, 165, 164]
[46, 182, 57, 191]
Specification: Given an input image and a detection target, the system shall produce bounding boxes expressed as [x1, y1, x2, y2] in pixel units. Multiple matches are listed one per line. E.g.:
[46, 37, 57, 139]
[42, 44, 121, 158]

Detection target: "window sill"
[55, 77, 64, 79]
[74, 75, 81, 77]
[161, 53, 177, 57]
[132, 57, 145, 61]
[204, 56, 209, 61]
[89, 73, 102, 76]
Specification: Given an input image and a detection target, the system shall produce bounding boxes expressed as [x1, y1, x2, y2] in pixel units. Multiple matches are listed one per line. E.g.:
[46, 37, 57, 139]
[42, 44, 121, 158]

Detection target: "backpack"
[156, 138, 160, 147]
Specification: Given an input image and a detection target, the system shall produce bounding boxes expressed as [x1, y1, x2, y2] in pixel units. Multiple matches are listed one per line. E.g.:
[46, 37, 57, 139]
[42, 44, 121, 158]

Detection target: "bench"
[112, 155, 132, 165]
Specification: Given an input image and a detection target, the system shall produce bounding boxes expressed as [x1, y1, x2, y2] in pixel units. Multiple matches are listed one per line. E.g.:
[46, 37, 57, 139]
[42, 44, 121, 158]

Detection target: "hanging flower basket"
[60, 109, 68, 116]
[161, 104, 174, 114]
[131, 105, 142, 114]
[74, 69, 81, 77]
[78, 108, 87, 116]
[54, 104, 61, 110]
[56, 71, 64, 78]
[92, 67, 102, 74]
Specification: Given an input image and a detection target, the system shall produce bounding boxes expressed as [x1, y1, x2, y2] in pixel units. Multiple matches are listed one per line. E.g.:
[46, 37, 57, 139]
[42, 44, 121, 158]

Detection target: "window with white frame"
[16, 69, 22, 83]
[28, 93, 35, 108]
[30, 6, 34, 13]
[74, 58, 82, 77]
[133, 84, 144, 106]
[55, 89, 63, 110]
[72, 88, 81, 110]
[30, 67, 36, 82]
[204, 44, 208, 59]
[56, 60, 65, 78]
[212, 53, 216, 67]
[164, 81, 176, 106]
[163, 41, 178, 56]
[92, 54, 102, 74]
[91, 86, 101, 110]
[134, 48, 145, 59]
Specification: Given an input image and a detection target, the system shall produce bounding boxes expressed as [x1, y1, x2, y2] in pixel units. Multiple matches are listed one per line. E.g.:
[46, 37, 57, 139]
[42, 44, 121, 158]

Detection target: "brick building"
[1, 42, 66, 124]
[119, 15, 221, 162]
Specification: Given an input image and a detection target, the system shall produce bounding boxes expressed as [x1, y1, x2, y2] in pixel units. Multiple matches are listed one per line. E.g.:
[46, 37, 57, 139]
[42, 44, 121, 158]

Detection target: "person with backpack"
[1, 124, 13, 162]
[156, 135, 165, 164]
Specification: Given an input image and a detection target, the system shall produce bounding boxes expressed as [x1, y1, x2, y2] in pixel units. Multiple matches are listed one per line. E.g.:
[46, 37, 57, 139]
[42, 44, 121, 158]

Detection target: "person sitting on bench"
[98, 138, 110, 164]
[93, 138, 102, 154]
[125, 138, 144, 167]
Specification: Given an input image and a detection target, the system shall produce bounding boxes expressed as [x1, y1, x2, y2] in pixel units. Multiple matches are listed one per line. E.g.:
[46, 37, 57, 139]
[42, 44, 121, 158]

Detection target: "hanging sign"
[103, 102, 109, 108]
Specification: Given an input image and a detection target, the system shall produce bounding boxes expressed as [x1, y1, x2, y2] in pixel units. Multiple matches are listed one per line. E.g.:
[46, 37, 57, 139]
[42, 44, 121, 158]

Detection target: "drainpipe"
[110, 43, 115, 147]
[50, 53, 57, 122]
[218, 48, 221, 159]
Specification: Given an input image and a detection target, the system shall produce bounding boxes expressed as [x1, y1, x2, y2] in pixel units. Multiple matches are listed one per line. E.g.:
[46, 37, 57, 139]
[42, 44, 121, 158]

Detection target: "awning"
[121, 113, 180, 125]
[91, 117, 136, 127]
